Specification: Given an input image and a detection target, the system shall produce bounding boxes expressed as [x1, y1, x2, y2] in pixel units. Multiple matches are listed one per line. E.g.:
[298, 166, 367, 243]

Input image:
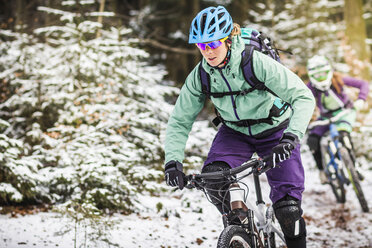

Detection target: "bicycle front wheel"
[340, 147, 369, 212]
[217, 225, 253, 248]
[328, 170, 346, 203]
[321, 144, 346, 203]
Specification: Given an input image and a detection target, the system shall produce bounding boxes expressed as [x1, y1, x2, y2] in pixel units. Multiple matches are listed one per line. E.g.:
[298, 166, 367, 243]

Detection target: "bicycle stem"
[254, 174, 264, 205]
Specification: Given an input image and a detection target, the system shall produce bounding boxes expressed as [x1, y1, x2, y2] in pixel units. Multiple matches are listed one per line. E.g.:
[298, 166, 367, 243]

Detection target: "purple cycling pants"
[204, 125, 305, 203]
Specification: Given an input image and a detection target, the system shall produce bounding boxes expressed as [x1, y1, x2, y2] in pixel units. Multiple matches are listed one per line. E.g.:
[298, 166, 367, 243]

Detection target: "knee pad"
[307, 134, 320, 153]
[202, 162, 231, 212]
[202, 161, 231, 193]
[273, 196, 306, 239]
[202, 161, 231, 173]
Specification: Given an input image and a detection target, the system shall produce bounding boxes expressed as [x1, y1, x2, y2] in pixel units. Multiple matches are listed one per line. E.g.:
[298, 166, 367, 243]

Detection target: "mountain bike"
[307, 109, 369, 212]
[185, 156, 286, 248]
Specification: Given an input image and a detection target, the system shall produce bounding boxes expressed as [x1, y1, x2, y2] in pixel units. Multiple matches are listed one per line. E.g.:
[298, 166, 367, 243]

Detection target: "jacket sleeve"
[164, 66, 206, 164]
[252, 51, 316, 140]
[343, 76, 369, 100]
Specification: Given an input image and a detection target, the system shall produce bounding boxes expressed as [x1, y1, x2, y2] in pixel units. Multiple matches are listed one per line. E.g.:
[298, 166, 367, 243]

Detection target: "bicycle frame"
[307, 109, 354, 204]
[308, 109, 369, 212]
[321, 123, 348, 185]
[308, 108, 369, 212]
[244, 174, 285, 244]
[186, 158, 286, 247]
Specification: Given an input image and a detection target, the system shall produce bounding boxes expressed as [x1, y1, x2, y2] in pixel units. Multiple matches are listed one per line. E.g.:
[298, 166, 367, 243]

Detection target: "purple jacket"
[307, 76, 369, 115]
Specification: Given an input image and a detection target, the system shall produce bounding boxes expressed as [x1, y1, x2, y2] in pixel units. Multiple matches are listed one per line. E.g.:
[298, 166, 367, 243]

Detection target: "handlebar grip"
[257, 150, 291, 174]
[262, 154, 272, 164]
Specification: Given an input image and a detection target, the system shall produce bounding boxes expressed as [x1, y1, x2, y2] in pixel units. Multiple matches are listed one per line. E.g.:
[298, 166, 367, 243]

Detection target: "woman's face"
[198, 42, 228, 67]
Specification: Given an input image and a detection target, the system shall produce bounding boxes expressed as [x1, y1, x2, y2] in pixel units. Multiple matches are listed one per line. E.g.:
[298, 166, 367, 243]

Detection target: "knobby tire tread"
[340, 147, 369, 213]
[217, 225, 252, 248]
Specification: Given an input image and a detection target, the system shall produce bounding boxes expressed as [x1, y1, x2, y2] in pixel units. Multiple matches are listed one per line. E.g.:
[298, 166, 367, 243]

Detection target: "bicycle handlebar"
[307, 109, 352, 130]
[185, 155, 273, 189]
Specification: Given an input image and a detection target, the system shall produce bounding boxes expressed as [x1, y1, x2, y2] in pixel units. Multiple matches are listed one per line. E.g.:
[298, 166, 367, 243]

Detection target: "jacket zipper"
[218, 69, 240, 120]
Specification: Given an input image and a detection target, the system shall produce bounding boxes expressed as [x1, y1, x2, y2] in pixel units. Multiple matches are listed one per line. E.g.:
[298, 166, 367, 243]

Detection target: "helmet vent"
[201, 14, 207, 34]
[209, 18, 215, 29]
[219, 20, 226, 30]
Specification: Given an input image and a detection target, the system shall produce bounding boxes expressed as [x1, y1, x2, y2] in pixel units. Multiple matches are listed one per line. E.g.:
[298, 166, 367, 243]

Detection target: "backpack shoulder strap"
[198, 62, 211, 98]
[240, 44, 280, 97]
[199, 62, 243, 98]
[241, 44, 270, 90]
[199, 45, 281, 99]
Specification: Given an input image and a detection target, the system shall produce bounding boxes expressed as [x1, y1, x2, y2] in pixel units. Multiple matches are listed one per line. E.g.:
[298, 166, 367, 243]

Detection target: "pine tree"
[0, 2, 195, 213]
[245, 0, 344, 76]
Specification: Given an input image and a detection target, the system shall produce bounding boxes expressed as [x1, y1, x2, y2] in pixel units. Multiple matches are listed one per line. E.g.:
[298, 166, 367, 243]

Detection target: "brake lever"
[254, 156, 275, 175]
[254, 159, 267, 175]
[184, 174, 202, 190]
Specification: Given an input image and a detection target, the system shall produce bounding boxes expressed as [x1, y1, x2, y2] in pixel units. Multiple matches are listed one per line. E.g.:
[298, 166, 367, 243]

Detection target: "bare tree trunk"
[15, 0, 24, 31]
[190, 0, 201, 68]
[96, 0, 106, 38]
[344, 0, 371, 81]
[230, 0, 251, 25]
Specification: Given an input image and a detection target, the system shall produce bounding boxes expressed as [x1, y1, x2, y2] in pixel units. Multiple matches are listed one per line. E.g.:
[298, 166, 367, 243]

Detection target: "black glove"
[164, 160, 186, 190]
[271, 132, 299, 167]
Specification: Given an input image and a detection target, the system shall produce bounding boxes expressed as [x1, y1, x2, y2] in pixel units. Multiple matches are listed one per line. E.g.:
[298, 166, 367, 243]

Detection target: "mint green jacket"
[164, 36, 315, 164]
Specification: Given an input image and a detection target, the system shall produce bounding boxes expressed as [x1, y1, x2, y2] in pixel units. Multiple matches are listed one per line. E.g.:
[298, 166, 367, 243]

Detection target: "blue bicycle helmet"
[189, 6, 233, 44]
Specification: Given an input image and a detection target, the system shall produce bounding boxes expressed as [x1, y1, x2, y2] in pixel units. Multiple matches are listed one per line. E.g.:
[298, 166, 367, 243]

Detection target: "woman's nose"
[205, 46, 213, 53]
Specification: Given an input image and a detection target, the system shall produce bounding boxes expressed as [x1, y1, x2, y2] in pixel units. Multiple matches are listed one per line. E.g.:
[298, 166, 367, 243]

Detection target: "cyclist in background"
[163, 6, 315, 248]
[306, 55, 369, 183]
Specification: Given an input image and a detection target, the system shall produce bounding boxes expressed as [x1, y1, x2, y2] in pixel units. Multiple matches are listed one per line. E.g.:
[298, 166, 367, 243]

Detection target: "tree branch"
[140, 39, 198, 55]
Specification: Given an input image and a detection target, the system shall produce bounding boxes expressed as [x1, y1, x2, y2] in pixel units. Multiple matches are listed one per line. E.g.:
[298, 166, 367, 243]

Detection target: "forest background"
[0, 0, 372, 244]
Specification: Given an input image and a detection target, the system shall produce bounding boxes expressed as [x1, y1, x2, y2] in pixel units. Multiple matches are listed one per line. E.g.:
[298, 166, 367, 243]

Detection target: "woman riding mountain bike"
[306, 55, 369, 184]
[164, 6, 315, 248]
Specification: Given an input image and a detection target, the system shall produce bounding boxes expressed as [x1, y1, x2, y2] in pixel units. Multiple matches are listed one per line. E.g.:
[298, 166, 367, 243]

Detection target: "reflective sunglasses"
[313, 71, 330, 81]
[196, 36, 228, 50]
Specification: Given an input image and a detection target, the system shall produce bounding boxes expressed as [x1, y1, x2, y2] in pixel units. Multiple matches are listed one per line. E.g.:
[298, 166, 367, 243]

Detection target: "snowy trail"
[1, 150, 372, 248]
[302, 164, 372, 248]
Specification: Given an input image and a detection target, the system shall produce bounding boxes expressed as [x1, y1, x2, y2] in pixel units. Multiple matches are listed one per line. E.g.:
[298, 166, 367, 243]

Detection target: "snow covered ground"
[1, 149, 372, 248]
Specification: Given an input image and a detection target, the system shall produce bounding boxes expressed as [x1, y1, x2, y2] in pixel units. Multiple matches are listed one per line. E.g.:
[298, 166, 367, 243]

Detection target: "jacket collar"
[201, 35, 245, 75]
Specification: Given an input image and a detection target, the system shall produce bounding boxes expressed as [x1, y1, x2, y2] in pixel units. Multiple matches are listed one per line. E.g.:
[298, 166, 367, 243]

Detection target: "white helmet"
[307, 55, 333, 91]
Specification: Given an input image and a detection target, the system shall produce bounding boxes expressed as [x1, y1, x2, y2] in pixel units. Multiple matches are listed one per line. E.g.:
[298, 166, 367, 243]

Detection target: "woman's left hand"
[353, 99, 365, 111]
[271, 132, 299, 167]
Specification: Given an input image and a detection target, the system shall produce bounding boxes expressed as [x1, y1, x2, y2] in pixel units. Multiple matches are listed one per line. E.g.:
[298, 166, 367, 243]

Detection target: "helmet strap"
[212, 47, 231, 69]
[226, 36, 232, 45]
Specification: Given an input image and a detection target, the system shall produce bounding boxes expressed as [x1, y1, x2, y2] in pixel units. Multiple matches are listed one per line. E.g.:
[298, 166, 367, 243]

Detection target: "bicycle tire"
[217, 225, 253, 248]
[340, 147, 370, 213]
[321, 144, 346, 203]
[328, 170, 346, 203]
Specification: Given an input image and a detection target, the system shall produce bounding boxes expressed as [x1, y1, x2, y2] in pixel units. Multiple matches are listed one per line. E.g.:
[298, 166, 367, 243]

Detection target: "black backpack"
[199, 27, 291, 127]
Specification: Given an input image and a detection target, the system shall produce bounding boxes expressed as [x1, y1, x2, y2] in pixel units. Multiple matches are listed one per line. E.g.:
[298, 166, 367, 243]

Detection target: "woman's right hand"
[164, 160, 186, 190]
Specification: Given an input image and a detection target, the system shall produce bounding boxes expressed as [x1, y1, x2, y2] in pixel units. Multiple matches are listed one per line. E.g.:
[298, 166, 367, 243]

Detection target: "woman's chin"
[208, 60, 221, 67]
